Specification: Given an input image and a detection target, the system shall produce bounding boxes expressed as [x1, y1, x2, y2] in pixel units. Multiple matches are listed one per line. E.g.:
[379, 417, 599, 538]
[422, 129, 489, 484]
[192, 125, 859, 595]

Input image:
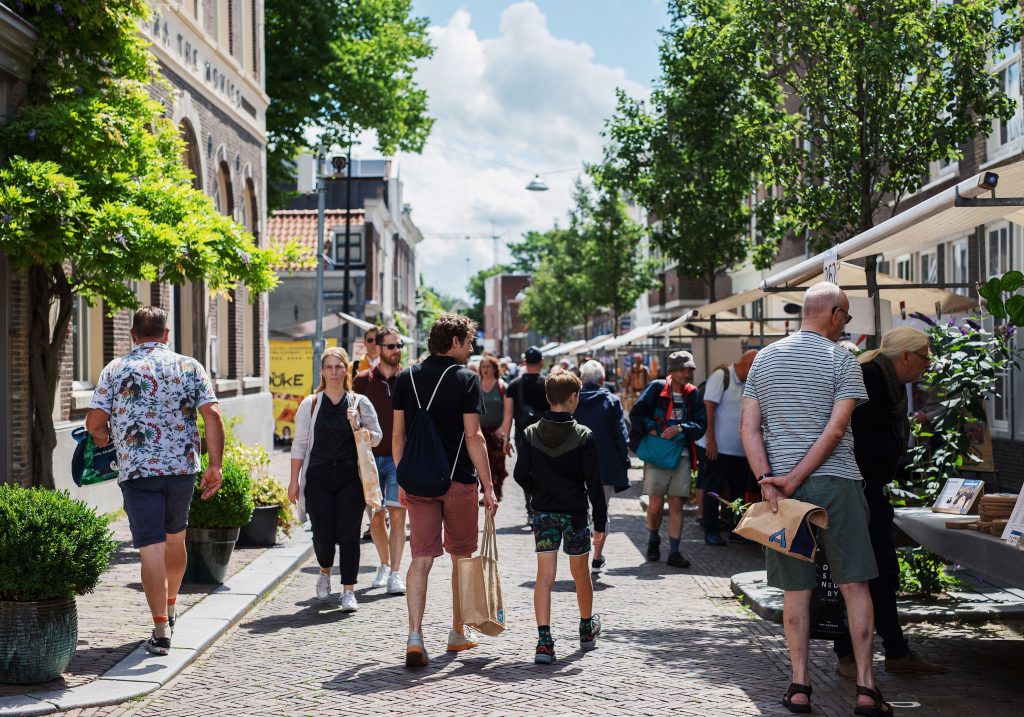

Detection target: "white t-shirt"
[696, 365, 745, 456]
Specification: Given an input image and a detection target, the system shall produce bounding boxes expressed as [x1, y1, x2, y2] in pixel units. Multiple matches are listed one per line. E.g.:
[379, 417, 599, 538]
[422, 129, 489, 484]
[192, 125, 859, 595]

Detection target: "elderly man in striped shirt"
[740, 282, 891, 717]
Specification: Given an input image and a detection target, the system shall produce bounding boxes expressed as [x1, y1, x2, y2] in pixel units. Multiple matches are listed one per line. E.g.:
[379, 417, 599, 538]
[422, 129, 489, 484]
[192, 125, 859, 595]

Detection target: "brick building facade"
[0, 2, 273, 511]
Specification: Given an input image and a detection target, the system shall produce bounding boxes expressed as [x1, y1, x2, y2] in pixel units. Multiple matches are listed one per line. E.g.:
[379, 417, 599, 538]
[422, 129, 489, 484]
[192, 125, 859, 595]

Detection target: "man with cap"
[502, 346, 551, 519]
[629, 351, 707, 568]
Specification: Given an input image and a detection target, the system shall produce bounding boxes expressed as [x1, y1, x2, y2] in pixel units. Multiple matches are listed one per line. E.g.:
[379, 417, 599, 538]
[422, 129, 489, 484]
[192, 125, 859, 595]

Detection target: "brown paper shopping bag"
[733, 498, 829, 563]
[347, 411, 383, 511]
[457, 512, 506, 636]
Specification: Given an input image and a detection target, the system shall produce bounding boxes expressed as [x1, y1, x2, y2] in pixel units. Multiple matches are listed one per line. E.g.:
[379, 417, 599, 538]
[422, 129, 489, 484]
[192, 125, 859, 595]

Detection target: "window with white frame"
[920, 250, 938, 284]
[895, 255, 912, 281]
[947, 239, 969, 295]
[987, 223, 1013, 278]
[71, 297, 102, 388]
[988, 7, 1022, 160]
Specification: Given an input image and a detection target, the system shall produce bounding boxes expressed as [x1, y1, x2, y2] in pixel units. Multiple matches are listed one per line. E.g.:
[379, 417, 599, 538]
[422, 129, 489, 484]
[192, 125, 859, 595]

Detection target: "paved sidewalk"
[0, 450, 295, 701]
[52, 467, 1024, 717]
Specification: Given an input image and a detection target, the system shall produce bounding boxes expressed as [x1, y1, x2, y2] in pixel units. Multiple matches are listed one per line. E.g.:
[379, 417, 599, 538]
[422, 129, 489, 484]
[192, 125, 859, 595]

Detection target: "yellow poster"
[269, 339, 335, 443]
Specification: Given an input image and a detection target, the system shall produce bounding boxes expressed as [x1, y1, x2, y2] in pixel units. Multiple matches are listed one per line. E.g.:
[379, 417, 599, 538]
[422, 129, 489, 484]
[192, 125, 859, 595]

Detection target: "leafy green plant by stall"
[900, 269, 1022, 504]
[251, 476, 297, 538]
[0, 485, 117, 601]
[188, 455, 254, 529]
[896, 547, 961, 599]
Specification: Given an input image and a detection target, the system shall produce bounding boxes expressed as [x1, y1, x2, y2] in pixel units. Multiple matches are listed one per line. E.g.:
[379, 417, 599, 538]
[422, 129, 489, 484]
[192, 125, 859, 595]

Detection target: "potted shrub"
[239, 475, 296, 547]
[184, 455, 254, 584]
[0, 485, 116, 684]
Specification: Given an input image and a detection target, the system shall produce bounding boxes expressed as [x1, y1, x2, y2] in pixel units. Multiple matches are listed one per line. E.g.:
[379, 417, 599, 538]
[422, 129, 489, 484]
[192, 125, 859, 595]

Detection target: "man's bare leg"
[370, 510, 390, 567]
[388, 507, 407, 573]
[839, 581, 881, 709]
[406, 555, 433, 633]
[782, 589, 812, 708]
[450, 555, 468, 633]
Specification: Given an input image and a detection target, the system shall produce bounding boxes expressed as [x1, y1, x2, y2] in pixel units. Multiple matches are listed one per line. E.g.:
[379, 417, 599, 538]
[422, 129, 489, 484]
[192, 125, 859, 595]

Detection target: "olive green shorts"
[765, 475, 878, 591]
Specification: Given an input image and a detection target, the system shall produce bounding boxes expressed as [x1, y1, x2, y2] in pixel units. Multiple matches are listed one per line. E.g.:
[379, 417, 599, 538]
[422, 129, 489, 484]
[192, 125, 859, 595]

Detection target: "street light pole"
[341, 145, 353, 352]
[313, 148, 326, 385]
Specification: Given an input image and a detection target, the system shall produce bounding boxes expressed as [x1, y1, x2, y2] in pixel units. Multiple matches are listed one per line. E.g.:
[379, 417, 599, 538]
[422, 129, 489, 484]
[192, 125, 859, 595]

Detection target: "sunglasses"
[379, 342, 403, 350]
[832, 306, 853, 325]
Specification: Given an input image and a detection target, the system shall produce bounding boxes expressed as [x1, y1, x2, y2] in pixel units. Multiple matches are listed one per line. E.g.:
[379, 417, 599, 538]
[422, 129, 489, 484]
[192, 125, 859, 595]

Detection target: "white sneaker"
[340, 590, 358, 612]
[387, 571, 406, 595]
[316, 572, 331, 601]
[371, 564, 391, 589]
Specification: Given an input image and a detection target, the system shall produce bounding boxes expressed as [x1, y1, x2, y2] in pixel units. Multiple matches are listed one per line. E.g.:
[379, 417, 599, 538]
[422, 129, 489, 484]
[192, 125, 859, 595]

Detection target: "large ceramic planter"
[237, 505, 279, 547]
[0, 598, 77, 685]
[184, 527, 239, 584]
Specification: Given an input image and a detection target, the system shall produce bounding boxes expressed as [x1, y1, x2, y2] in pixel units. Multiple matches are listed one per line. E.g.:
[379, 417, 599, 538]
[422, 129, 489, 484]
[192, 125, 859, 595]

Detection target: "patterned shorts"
[532, 511, 592, 556]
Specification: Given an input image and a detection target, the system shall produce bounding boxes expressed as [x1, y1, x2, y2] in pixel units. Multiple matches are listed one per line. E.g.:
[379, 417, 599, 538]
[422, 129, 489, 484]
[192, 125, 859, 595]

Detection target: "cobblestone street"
[49, 464, 1020, 717]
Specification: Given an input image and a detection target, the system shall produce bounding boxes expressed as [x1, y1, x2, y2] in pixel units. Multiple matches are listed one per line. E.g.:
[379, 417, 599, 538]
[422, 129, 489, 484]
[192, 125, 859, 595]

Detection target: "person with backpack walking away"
[514, 368, 606, 664]
[629, 351, 707, 568]
[289, 347, 383, 613]
[478, 354, 509, 502]
[392, 314, 497, 667]
[501, 346, 549, 520]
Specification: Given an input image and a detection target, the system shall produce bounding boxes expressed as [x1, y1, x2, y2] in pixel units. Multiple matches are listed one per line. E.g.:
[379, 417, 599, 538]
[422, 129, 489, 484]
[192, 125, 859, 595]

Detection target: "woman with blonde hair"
[833, 326, 945, 679]
[289, 347, 383, 612]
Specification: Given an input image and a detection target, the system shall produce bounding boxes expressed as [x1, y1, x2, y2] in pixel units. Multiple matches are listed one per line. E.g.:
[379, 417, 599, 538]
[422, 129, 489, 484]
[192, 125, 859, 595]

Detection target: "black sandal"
[782, 683, 812, 713]
[854, 685, 893, 717]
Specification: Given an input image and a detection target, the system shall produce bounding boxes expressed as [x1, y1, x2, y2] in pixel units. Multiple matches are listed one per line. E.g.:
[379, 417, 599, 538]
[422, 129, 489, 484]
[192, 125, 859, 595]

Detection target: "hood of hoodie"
[577, 384, 610, 409]
[537, 412, 576, 448]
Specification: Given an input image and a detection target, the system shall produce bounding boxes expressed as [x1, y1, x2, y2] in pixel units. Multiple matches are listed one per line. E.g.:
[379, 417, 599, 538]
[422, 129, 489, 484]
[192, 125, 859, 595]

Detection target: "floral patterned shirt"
[90, 342, 217, 482]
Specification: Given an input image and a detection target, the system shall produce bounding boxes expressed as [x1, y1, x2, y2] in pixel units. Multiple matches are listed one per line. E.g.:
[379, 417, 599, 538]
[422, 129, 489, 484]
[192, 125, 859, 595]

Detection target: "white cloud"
[383, 2, 648, 300]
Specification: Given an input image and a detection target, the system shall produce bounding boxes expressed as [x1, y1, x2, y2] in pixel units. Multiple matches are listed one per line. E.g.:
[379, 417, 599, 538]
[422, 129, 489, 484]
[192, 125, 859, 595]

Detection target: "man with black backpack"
[392, 314, 497, 667]
[500, 346, 550, 519]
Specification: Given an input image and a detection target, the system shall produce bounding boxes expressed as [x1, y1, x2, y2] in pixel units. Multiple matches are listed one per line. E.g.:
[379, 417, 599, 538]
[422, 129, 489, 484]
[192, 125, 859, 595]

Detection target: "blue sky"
[382, 1, 669, 299]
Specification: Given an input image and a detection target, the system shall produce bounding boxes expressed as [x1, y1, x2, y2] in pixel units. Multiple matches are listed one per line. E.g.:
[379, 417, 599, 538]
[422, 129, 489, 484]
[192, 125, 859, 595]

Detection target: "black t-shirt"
[507, 373, 549, 431]
[392, 355, 484, 484]
[309, 393, 357, 467]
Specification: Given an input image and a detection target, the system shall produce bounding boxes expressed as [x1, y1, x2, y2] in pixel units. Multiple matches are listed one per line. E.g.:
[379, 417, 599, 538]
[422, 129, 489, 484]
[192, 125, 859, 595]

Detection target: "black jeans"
[701, 453, 754, 535]
[833, 508, 910, 660]
[304, 460, 365, 585]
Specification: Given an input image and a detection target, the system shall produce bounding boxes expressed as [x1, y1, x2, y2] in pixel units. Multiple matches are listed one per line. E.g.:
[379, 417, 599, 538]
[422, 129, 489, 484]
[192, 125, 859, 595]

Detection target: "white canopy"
[542, 339, 587, 357]
[602, 322, 664, 350]
[273, 312, 414, 344]
[762, 159, 1024, 290]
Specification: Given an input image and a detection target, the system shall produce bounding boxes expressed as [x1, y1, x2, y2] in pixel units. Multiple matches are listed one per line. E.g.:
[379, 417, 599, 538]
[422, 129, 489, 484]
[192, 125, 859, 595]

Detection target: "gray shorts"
[120, 474, 195, 548]
[643, 458, 691, 498]
[766, 475, 878, 591]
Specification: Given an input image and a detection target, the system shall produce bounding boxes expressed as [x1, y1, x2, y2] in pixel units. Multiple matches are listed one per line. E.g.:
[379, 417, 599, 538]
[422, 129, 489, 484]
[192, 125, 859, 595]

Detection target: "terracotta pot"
[0, 597, 77, 685]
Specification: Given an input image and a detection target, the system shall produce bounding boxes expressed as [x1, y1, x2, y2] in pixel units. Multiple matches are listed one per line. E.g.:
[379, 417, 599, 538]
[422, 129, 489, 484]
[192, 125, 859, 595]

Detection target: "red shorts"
[406, 480, 479, 558]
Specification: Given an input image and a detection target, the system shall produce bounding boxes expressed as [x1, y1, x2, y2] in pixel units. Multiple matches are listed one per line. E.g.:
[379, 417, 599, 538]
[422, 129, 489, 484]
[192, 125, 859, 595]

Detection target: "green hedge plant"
[188, 455, 254, 529]
[0, 485, 117, 601]
[252, 475, 297, 538]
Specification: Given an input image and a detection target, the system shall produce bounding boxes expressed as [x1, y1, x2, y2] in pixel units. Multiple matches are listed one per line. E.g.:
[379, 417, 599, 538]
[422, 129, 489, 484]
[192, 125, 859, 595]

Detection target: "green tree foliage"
[416, 274, 458, 338]
[574, 167, 659, 334]
[265, 0, 434, 207]
[605, 0, 782, 300]
[517, 227, 597, 342]
[0, 1, 305, 488]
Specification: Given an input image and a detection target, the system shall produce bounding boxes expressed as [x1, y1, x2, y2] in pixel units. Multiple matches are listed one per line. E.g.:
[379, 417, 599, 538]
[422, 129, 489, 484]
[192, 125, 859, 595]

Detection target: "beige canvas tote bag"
[457, 512, 506, 636]
[733, 498, 829, 563]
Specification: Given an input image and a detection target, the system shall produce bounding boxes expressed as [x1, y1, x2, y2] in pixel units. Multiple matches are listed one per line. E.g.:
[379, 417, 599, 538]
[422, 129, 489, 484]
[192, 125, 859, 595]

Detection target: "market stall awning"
[762, 159, 1024, 290]
[542, 339, 587, 357]
[603, 322, 664, 350]
[272, 312, 413, 344]
[536, 341, 560, 353]
[574, 334, 614, 354]
[681, 311, 789, 337]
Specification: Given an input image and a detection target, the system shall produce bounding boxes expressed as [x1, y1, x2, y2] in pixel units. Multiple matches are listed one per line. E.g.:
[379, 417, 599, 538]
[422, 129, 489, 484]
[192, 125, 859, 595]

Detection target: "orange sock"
[153, 614, 169, 638]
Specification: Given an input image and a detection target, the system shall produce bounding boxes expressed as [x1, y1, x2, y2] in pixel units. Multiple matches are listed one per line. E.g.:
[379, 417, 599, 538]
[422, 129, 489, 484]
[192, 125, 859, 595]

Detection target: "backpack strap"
[426, 363, 461, 410]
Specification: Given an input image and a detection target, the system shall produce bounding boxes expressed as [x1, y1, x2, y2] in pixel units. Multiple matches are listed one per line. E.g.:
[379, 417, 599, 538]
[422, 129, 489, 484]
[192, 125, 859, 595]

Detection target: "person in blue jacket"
[573, 359, 630, 572]
[629, 351, 707, 568]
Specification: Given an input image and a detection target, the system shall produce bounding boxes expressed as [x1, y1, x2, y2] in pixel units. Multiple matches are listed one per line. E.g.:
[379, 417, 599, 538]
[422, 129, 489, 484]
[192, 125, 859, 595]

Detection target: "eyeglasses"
[365, 337, 376, 345]
[380, 342, 403, 350]
[912, 349, 930, 362]
[832, 306, 853, 325]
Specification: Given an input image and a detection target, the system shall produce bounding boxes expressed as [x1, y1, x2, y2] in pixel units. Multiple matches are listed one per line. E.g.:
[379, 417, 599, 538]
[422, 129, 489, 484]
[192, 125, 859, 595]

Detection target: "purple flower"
[74, 86, 83, 96]
[1006, 325, 1017, 338]
[54, 3, 62, 16]
[909, 311, 937, 327]
[238, 250, 251, 266]
[966, 319, 981, 330]
[27, 129, 36, 142]
[115, 232, 127, 249]
[959, 326, 969, 335]
[947, 317, 957, 327]
[1, 213, 12, 224]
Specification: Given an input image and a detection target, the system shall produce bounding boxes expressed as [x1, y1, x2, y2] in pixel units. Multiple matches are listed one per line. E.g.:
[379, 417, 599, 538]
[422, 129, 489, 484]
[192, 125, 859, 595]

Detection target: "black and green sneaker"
[580, 614, 602, 651]
[534, 638, 556, 664]
[146, 631, 171, 656]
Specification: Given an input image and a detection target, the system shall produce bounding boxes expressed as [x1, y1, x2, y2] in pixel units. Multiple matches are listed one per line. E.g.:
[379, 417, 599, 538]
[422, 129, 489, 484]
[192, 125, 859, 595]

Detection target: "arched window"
[243, 178, 260, 378]
[215, 161, 234, 217]
[179, 120, 203, 190]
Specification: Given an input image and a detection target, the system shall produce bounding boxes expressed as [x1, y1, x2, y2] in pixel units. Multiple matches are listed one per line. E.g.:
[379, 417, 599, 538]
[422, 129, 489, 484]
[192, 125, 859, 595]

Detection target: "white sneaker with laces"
[387, 571, 406, 595]
[340, 590, 359, 612]
[371, 564, 391, 589]
[316, 571, 331, 601]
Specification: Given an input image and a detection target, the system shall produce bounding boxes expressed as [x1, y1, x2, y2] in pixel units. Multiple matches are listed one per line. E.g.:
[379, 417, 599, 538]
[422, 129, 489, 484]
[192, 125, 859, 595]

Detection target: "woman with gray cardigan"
[289, 347, 382, 612]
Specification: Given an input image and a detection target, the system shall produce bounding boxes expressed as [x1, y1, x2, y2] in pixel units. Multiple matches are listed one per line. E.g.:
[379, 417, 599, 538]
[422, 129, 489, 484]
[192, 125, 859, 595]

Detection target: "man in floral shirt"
[86, 306, 224, 656]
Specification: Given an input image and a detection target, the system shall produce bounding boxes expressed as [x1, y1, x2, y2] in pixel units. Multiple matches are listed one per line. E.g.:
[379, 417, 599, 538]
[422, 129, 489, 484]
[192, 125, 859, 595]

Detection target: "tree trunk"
[27, 264, 74, 489]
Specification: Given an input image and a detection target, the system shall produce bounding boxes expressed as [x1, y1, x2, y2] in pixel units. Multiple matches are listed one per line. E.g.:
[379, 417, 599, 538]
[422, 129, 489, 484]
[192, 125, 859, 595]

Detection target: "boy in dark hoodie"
[514, 368, 607, 664]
